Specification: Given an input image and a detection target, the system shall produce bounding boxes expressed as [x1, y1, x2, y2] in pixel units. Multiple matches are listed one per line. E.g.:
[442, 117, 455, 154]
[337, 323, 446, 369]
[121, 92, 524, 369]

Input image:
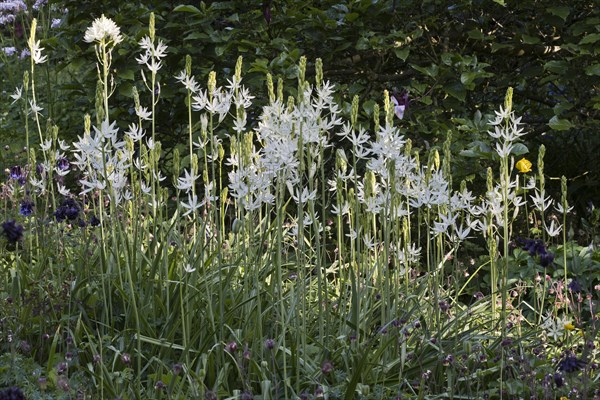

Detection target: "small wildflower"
[321, 360, 334, 374]
[564, 322, 575, 331]
[38, 377, 48, 390]
[172, 363, 183, 375]
[121, 352, 131, 365]
[264, 338, 275, 350]
[240, 391, 253, 400]
[225, 341, 237, 353]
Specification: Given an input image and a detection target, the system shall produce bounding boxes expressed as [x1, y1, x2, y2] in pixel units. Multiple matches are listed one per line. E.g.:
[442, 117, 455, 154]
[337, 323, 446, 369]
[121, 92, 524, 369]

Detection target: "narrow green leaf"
[579, 33, 600, 45]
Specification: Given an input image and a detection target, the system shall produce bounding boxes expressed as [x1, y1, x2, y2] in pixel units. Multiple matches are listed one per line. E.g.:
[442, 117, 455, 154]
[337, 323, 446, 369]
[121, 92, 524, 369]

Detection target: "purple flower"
[391, 90, 409, 120]
[264, 338, 275, 350]
[121, 353, 131, 365]
[9, 165, 23, 181]
[2, 220, 24, 243]
[33, 0, 47, 10]
[88, 214, 100, 227]
[54, 198, 80, 222]
[568, 279, 582, 292]
[0, 387, 25, 400]
[2, 46, 17, 56]
[56, 157, 70, 171]
[540, 251, 554, 267]
[558, 354, 586, 373]
[19, 200, 34, 216]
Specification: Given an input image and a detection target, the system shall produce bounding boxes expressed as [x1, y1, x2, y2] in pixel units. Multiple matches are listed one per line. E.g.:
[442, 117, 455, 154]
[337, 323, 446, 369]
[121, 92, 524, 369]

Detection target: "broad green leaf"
[548, 6, 570, 21]
[444, 81, 466, 101]
[411, 63, 439, 78]
[548, 116, 574, 131]
[543, 60, 569, 74]
[394, 47, 410, 61]
[467, 29, 484, 40]
[173, 5, 201, 14]
[511, 143, 529, 156]
[585, 64, 600, 76]
[521, 34, 540, 44]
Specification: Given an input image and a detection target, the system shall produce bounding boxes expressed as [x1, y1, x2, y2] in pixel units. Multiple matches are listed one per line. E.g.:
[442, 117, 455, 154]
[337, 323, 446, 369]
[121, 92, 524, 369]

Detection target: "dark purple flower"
[9, 165, 23, 181]
[568, 279, 583, 292]
[558, 354, 586, 373]
[240, 391, 253, 400]
[262, 0, 271, 24]
[540, 251, 554, 267]
[89, 215, 101, 227]
[121, 353, 131, 365]
[56, 157, 70, 171]
[0, 387, 25, 400]
[321, 360, 334, 374]
[225, 341, 237, 353]
[264, 338, 275, 350]
[553, 372, 564, 387]
[2, 220, 24, 243]
[54, 198, 80, 222]
[19, 199, 34, 216]
[173, 363, 183, 375]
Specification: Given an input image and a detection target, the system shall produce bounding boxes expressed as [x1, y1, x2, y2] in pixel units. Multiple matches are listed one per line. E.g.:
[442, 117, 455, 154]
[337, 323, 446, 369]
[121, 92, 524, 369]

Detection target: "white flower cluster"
[84, 14, 123, 45]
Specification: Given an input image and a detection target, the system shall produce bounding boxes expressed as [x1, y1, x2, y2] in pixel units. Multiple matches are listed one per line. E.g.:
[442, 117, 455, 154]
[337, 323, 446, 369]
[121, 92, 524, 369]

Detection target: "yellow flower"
[564, 323, 575, 331]
[516, 158, 532, 173]
[560, 397, 568, 400]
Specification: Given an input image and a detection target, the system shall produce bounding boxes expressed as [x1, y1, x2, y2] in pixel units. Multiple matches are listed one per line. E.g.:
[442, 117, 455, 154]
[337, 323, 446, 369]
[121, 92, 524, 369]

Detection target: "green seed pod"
[336, 149, 347, 174]
[351, 95, 359, 128]
[95, 80, 105, 125]
[185, 55, 192, 77]
[84, 114, 91, 135]
[266, 73, 275, 104]
[208, 71, 216, 95]
[486, 167, 493, 194]
[277, 77, 284, 103]
[173, 148, 180, 177]
[235, 56, 243, 83]
[315, 58, 323, 88]
[298, 56, 307, 85]
[373, 103, 380, 132]
[504, 87, 513, 114]
[384, 90, 393, 127]
[149, 12, 155, 43]
[23, 71, 29, 91]
[365, 170, 376, 198]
